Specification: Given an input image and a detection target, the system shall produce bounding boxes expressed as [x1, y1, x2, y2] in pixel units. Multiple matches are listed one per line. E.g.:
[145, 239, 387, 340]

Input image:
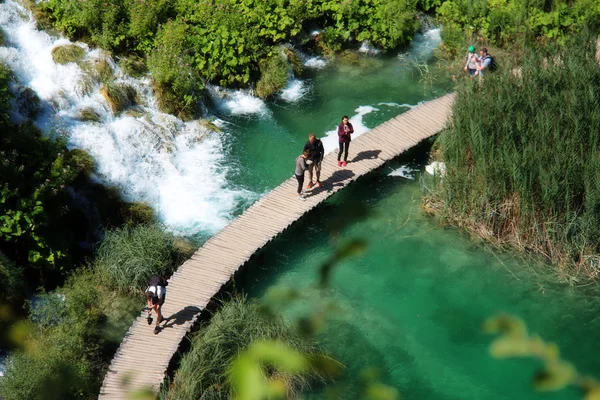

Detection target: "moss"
[124, 108, 145, 118]
[255, 53, 289, 99]
[121, 202, 155, 226]
[118, 55, 147, 78]
[283, 47, 303, 76]
[68, 149, 96, 176]
[336, 50, 361, 65]
[94, 59, 114, 83]
[100, 83, 137, 114]
[16, 87, 40, 119]
[197, 118, 221, 133]
[173, 237, 197, 261]
[151, 80, 196, 121]
[51, 44, 86, 65]
[0, 28, 6, 47]
[79, 107, 101, 122]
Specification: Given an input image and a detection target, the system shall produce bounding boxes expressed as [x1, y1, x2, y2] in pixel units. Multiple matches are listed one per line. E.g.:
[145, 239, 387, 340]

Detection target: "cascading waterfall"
[0, 0, 254, 237]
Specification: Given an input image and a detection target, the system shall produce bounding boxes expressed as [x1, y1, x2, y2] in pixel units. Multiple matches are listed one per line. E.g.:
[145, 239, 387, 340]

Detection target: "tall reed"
[431, 38, 600, 280]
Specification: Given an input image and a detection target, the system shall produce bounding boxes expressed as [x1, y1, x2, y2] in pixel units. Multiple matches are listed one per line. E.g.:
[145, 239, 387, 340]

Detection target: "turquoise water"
[241, 150, 600, 399]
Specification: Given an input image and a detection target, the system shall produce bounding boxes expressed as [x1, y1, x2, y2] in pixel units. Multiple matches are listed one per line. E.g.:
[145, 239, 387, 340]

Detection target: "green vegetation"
[164, 296, 330, 400]
[485, 314, 600, 398]
[100, 83, 137, 114]
[0, 252, 23, 302]
[51, 44, 86, 64]
[79, 107, 102, 122]
[428, 40, 600, 280]
[255, 52, 289, 99]
[430, 0, 600, 56]
[96, 223, 187, 292]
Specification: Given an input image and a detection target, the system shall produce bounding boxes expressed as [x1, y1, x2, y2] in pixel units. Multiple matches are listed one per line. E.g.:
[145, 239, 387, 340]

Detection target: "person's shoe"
[316, 181, 322, 187]
[298, 195, 306, 201]
[337, 161, 342, 167]
[154, 327, 160, 334]
[342, 161, 347, 167]
[306, 182, 314, 189]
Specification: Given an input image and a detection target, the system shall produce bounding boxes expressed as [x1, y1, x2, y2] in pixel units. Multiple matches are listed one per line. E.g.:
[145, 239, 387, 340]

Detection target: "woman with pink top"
[337, 115, 353, 167]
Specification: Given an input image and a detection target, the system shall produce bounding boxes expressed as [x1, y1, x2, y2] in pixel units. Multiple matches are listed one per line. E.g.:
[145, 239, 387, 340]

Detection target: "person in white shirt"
[145, 275, 168, 334]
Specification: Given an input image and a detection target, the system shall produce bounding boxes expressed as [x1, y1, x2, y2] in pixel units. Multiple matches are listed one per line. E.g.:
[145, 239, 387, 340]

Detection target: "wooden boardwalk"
[99, 92, 456, 399]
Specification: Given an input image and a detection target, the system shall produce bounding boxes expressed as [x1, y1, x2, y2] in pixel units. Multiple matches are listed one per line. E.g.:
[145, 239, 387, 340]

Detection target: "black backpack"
[484, 55, 498, 72]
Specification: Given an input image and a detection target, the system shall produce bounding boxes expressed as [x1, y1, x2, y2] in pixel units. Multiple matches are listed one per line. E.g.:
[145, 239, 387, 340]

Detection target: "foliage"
[0, 28, 6, 47]
[0, 269, 142, 400]
[51, 44, 86, 65]
[255, 52, 289, 99]
[0, 252, 23, 302]
[78, 107, 102, 122]
[431, 40, 600, 280]
[95, 223, 183, 292]
[164, 296, 329, 400]
[100, 82, 136, 114]
[485, 314, 600, 399]
[434, 0, 600, 54]
[118, 54, 147, 78]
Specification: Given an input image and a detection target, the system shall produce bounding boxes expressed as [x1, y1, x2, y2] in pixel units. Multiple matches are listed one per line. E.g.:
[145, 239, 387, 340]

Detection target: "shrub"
[68, 148, 96, 176]
[255, 52, 289, 99]
[118, 54, 147, 78]
[96, 223, 181, 292]
[165, 296, 328, 400]
[283, 47, 303, 76]
[51, 44, 86, 64]
[0, 253, 23, 302]
[432, 39, 600, 279]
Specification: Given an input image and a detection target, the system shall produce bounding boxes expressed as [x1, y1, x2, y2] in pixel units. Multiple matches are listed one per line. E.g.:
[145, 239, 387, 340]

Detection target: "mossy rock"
[119, 55, 148, 78]
[173, 237, 197, 260]
[255, 53, 289, 99]
[79, 107, 102, 122]
[68, 148, 96, 175]
[151, 80, 197, 121]
[94, 59, 114, 83]
[121, 202, 155, 226]
[16, 87, 40, 119]
[100, 83, 137, 114]
[0, 28, 6, 47]
[197, 118, 221, 133]
[124, 108, 145, 118]
[336, 50, 361, 65]
[52, 44, 86, 65]
[283, 47, 303, 76]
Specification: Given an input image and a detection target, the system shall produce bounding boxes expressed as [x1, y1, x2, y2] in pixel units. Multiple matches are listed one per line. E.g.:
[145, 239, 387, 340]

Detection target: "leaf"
[534, 361, 576, 391]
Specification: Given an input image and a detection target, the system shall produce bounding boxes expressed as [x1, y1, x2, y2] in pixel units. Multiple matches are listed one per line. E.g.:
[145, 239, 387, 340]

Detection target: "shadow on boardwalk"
[306, 169, 355, 197]
[352, 149, 381, 162]
[155, 306, 201, 334]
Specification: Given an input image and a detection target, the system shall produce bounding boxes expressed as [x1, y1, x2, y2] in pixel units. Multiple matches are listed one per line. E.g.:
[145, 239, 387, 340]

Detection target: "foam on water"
[388, 165, 416, 179]
[207, 85, 268, 116]
[320, 105, 378, 153]
[279, 78, 309, 102]
[401, 28, 442, 62]
[0, 0, 252, 236]
[358, 40, 381, 55]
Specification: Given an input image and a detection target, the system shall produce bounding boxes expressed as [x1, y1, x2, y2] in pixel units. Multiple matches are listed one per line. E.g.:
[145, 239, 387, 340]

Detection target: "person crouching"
[145, 275, 167, 334]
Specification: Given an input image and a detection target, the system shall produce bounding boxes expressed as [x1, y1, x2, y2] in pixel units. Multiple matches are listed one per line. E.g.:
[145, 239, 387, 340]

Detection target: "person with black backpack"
[477, 48, 498, 76]
[145, 275, 168, 334]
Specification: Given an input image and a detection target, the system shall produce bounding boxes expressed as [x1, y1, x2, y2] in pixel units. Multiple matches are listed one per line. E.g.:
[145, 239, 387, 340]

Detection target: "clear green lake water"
[212, 37, 600, 399]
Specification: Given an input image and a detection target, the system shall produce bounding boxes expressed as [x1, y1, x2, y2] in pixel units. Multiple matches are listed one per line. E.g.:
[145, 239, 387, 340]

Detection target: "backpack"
[484, 55, 498, 72]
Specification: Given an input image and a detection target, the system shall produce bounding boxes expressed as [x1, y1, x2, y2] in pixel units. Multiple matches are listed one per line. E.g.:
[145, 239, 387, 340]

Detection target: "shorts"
[468, 68, 477, 76]
[308, 159, 322, 175]
[152, 295, 165, 306]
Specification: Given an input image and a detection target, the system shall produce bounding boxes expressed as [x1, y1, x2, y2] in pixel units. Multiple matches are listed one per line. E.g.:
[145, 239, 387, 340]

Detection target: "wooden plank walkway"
[99, 92, 456, 399]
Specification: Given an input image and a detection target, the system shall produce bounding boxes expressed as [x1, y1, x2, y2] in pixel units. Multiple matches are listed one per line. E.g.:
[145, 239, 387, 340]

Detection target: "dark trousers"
[338, 142, 350, 161]
[295, 174, 304, 194]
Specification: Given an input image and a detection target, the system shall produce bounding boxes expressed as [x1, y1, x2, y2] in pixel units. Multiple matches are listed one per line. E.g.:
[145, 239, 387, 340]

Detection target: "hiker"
[464, 45, 480, 77]
[145, 275, 168, 334]
[295, 149, 310, 201]
[337, 115, 354, 167]
[304, 133, 325, 188]
[477, 48, 497, 76]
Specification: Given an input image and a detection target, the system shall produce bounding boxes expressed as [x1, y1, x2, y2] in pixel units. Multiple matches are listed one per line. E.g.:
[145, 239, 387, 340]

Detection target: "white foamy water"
[279, 78, 308, 102]
[207, 85, 268, 116]
[320, 105, 379, 153]
[304, 56, 328, 70]
[388, 165, 416, 179]
[358, 40, 381, 55]
[0, 0, 253, 236]
[401, 28, 442, 62]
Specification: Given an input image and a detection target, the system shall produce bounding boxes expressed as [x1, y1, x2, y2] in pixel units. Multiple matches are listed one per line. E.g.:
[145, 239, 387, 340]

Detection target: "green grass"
[164, 296, 329, 400]
[51, 44, 86, 65]
[255, 53, 289, 99]
[429, 38, 600, 281]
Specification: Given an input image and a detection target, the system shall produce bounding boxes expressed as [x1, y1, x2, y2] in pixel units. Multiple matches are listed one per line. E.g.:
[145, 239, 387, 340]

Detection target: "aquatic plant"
[51, 44, 86, 65]
[255, 53, 289, 99]
[78, 107, 101, 122]
[99, 83, 136, 114]
[428, 38, 600, 281]
[120, 202, 155, 226]
[164, 296, 330, 400]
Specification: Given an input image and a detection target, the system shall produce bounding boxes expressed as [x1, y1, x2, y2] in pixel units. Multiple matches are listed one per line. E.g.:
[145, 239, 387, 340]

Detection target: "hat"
[468, 45, 476, 52]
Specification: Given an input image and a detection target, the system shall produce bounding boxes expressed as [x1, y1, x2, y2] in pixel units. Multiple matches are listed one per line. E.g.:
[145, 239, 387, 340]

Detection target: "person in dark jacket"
[337, 115, 353, 167]
[145, 275, 168, 334]
[303, 133, 325, 188]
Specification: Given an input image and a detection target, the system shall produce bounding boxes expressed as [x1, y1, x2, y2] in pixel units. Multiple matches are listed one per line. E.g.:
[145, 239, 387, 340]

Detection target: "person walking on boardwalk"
[145, 275, 168, 334]
[464, 45, 480, 77]
[337, 115, 353, 167]
[295, 149, 310, 201]
[304, 133, 325, 188]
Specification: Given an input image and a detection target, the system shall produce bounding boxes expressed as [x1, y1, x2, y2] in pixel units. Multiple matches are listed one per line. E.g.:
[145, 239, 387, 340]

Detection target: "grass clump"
[96, 223, 183, 292]
[428, 39, 600, 281]
[118, 54, 147, 78]
[283, 47, 303, 76]
[121, 202, 155, 226]
[100, 83, 136, 114]
[79, 107, 101, 122]
[255, 53, 289, 99]
[165, 296, 329, 400]
[68, 148, 96, 176]
[51, 44, 85, 65]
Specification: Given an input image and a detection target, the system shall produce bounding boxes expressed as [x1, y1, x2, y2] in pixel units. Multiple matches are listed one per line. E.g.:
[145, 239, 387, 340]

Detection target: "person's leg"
[156, 304, 163, 325]
[307, 162, 314, 187]
[295, 174, 303, 195]
[315, 161, 322, 183]
[337, 143, 343, 161]
[344, 142, 350, 162]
